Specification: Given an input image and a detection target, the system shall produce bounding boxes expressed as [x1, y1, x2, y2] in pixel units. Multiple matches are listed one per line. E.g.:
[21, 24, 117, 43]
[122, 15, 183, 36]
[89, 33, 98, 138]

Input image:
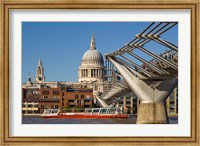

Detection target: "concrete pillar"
[96, 69, 97, 77]
[93, 95, 95, 104]
[137, 102, 168, 124]
[88, 69, 91, 77]
[166, 96, 170, 115]
[25, 102, 28, 114]
[137, 98, 140, 114]
[87, 69, 88, 77]
[174, 88, 177, 114]
[123, 96, 127, 113]
[130, 96, 133, 114]
[32, 102, 34, 114]
[99, 69, 100, 77]
[116, 102, 119, 108]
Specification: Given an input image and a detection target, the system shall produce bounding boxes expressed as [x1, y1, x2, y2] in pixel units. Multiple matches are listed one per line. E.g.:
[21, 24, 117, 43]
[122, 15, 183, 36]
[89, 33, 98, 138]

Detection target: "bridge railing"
[105, 22, 178, 79]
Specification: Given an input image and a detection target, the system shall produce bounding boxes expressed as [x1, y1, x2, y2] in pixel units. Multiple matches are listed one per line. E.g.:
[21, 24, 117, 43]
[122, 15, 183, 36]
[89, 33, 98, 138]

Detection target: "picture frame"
[0, 0, 199, 145]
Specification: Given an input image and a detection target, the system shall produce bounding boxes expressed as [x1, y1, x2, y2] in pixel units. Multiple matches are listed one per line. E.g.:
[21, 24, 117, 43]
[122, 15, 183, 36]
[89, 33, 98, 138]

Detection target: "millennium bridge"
[97, 22, 178, 124]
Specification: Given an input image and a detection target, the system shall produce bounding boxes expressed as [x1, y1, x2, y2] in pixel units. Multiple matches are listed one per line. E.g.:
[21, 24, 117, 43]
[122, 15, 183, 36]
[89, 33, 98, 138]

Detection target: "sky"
[22, 22, 178, 83]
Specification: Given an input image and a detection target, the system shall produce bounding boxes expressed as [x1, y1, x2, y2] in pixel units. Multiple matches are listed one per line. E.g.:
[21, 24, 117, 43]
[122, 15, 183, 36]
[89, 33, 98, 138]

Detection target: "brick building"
[63, 88, 93, 109]
[39, 88, 63, 113]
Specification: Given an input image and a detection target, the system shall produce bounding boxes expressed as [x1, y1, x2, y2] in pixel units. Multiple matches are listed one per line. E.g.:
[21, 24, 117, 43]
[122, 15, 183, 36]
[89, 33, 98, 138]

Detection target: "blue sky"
[22, 22, 178, 83]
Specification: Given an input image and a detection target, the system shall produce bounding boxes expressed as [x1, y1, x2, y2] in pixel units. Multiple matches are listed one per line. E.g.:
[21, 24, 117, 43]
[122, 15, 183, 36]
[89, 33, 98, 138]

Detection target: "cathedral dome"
[78, 33, 105, 83]
[82, 49, 104, 63]
[81, 33, 104, 65]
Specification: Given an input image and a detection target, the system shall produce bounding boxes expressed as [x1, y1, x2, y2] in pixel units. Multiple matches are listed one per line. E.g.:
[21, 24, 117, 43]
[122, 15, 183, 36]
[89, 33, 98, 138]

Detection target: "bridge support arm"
[108, 56, 177, 124]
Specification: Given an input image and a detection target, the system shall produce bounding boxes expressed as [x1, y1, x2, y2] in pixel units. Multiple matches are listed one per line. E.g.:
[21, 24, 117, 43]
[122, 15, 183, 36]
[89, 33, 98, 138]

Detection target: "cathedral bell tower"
[35, 59, 45, 83]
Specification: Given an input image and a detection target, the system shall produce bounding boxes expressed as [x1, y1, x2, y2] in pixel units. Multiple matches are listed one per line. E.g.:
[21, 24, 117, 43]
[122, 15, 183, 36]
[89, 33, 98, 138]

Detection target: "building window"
[27, 91, 32, 94]
[81, 95, 84, 99]
[93, 69, 96, 77]
[86, 69, 88, 77]
[33, 91, 39, 94]
[42, 90, 49, 95]
[53, 90, 59, 95]
[69, 100, 74, 103]
[91, 69, 93, 77]
[43, 96, 48, 98]
[28, 104, 33, 108]
[51, 105, 59, 109]
[75, 95, 79, 99]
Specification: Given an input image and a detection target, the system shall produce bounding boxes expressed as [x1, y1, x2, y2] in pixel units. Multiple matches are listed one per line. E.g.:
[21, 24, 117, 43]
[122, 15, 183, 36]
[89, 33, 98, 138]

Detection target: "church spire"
[90, 32, 96, 50]
[26, 72, 32, 86]
[36, 59, 45, 83]
[38, 59, 42, 66]
[28, 72, 31, 82]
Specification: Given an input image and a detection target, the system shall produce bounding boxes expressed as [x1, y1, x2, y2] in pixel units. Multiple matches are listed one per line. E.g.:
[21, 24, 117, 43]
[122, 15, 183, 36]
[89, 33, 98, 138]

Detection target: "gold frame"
[0, 0, 199, 145]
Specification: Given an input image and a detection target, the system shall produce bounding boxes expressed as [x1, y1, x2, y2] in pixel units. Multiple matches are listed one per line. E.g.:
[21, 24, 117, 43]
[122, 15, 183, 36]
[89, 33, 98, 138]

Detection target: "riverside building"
[63, 88, 93, 109]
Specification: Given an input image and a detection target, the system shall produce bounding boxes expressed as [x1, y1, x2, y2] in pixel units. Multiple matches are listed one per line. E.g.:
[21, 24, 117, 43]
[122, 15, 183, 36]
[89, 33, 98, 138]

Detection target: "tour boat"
[41, 107, 128, 119]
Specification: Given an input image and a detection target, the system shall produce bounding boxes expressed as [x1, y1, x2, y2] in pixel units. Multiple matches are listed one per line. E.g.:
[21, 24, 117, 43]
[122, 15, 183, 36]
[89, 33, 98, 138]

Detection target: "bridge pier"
[137, 102, 168, 124]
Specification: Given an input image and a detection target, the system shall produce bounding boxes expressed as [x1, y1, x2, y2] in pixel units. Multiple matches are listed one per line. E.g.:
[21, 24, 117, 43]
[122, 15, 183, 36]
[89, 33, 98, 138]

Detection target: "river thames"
[22, 115, 178, 124]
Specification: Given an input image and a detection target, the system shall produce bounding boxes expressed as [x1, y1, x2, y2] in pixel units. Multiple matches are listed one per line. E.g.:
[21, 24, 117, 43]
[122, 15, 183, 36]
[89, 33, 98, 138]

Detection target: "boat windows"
[109, 108, 116, 114]
[99, 108, 107, 114]
[85, 108, 118, 115]
[92, 109, 100, 114]
[52, 109, 59, 113]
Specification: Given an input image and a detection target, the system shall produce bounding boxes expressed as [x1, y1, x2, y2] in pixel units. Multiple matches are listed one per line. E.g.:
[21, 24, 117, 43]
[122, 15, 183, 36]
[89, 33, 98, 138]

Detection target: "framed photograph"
[1, 0, 199, 145]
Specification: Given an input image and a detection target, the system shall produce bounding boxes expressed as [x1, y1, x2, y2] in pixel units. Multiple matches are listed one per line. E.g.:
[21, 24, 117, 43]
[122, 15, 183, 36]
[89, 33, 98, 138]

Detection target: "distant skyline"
[22, 22, 178, 83]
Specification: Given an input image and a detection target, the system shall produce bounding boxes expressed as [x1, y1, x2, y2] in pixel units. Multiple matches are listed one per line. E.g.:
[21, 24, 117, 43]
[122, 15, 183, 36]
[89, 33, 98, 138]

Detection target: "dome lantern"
[90, 32, 96, 50]
[81, 33, 104, 64]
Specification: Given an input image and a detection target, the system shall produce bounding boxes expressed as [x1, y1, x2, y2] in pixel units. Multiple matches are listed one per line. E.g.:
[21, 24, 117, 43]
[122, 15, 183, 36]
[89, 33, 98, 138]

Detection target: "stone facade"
[78, 33, 105, 100]
[35, 59, 45, 83]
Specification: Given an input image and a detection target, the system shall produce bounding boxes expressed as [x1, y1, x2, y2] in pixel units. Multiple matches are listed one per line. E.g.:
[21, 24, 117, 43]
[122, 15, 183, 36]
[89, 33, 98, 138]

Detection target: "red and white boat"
[41, 107, 128, 119]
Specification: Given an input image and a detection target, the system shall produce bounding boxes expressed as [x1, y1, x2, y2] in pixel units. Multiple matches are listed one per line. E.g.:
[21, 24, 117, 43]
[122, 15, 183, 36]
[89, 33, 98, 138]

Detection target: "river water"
[22, 115, 178, 124]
